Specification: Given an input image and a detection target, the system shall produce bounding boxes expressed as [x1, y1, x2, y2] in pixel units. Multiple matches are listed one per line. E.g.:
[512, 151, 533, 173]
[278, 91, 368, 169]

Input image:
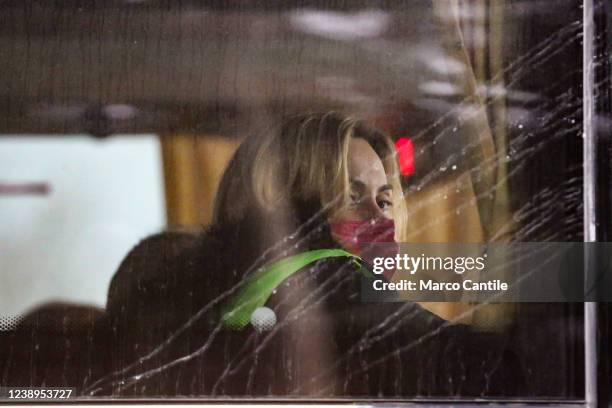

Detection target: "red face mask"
[329, 218, 399, 279]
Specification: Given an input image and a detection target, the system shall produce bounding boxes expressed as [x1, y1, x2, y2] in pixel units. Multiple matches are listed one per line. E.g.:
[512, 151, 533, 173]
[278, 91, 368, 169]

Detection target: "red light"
[395, 137, 414, 176]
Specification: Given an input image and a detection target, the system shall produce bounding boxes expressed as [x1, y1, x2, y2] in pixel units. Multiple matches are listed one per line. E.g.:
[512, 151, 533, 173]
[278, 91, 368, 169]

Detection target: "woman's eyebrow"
[378, 184, 393, 194]
[349, 179, 366, 192]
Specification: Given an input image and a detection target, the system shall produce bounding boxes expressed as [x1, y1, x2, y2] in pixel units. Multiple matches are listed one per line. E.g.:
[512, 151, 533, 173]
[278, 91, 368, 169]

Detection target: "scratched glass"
[0, 0, 588, 401]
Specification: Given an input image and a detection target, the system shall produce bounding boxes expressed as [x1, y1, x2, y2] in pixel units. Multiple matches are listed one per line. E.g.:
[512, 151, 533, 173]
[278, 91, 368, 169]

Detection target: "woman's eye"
[378, 199, 393, 210]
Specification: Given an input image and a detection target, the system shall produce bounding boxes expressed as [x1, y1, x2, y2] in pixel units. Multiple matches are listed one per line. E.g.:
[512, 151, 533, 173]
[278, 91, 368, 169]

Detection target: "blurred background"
[0, 0, 587, 396]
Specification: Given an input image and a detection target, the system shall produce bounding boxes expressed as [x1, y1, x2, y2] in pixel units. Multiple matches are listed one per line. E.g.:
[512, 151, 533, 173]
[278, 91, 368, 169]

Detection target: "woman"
[98, 112, 523, 398]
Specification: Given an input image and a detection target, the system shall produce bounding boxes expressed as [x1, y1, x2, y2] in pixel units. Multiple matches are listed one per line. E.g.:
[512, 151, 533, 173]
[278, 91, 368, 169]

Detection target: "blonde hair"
[213, 112, 407, 241]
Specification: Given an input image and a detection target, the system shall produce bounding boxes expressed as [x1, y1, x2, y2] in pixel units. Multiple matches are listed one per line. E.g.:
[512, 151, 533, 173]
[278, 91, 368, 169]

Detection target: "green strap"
[221, 248, 362, 329]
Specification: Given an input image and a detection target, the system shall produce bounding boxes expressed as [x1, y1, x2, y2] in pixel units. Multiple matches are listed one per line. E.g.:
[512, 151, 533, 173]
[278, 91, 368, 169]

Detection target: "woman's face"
[331, 137, 394, 223]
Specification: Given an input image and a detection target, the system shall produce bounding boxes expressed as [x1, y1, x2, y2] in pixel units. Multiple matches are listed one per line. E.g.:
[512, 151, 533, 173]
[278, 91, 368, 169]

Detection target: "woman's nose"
[358, 197, 385, 220]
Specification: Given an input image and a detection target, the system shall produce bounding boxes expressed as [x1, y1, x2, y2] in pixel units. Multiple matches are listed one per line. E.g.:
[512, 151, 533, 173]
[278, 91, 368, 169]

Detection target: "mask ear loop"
[220, 249, 362, 330]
